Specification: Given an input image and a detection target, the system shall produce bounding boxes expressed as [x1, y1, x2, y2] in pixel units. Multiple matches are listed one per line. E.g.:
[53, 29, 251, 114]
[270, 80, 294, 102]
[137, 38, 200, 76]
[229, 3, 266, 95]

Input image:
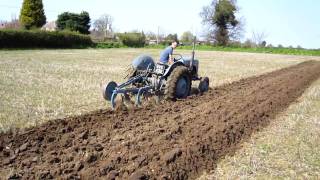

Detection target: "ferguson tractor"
[102, 42, 209, 109]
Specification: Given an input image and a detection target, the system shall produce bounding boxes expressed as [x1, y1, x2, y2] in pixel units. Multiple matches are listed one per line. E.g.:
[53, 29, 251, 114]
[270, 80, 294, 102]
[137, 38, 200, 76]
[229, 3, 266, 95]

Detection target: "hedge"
[95, 42, 122, 48]
[0, 29, 93, 48]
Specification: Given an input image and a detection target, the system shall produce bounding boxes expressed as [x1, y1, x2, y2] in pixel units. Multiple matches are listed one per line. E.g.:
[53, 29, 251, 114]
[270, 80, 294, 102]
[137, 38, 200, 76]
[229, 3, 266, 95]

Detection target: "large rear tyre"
[165, 66, 191, 100]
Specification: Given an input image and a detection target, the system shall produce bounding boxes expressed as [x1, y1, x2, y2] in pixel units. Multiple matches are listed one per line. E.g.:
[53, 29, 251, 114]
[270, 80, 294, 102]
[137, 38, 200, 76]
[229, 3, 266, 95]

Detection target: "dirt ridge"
[1, 61, 320, 179]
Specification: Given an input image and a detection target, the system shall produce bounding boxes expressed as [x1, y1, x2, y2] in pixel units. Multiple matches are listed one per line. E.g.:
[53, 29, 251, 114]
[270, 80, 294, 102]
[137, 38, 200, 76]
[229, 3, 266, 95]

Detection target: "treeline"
[1, 0, 317, 51]
[0, 0, 93, 49]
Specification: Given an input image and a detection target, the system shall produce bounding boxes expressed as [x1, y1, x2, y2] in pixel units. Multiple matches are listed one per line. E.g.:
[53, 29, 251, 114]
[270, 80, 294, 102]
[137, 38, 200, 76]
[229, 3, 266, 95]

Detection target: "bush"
[242, 39, 255, 48]
[118, 32, 146, 47]
[159, 40, 172, 46]
[228, 41, 242, 48]
[95, 41, 121, 48]
[0, 29, 93, 48]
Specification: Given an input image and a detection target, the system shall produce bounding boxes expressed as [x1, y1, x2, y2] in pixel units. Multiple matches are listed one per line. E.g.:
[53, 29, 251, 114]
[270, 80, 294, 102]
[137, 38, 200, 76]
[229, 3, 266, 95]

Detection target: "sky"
[0, 0, 319, 49]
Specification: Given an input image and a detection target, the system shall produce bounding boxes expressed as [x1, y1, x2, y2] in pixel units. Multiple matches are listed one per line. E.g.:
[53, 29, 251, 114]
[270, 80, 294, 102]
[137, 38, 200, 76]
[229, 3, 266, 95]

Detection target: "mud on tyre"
[165, 66, 191, 100]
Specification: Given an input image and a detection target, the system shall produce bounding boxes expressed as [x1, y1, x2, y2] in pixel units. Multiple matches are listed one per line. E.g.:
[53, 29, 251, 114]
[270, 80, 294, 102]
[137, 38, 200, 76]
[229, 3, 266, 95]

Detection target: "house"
[0, 22, 5, 29]
[148, 40, 157, 45]
[41, 21, 56, 31]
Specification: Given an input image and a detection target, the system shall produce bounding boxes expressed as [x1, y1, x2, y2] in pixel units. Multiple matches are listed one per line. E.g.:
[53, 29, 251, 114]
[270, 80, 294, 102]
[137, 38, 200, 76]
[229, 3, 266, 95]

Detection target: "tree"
[267, 44, 273, 48]
[165, 34, 178, 42]
[56, 11, 90, 34]
[260, 41, 267, 47]
[145, 31, 157, 40]
[19, 0, 46, 29]
[200, 0, 242, 46]
[93, 14, 113, 38]
[159, 33, 179, 45]
[180, 31, 195, 43]
[252, 30, 268, 47]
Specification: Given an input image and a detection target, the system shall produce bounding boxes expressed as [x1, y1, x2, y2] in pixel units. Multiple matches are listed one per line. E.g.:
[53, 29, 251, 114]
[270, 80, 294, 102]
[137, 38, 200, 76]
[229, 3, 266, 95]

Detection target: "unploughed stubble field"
[1, 48, 320, 178]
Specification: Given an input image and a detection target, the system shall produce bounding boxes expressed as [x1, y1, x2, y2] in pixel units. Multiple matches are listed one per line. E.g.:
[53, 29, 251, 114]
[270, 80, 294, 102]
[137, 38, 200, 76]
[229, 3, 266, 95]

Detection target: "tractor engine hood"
[132, 55, 155, 71]
[181, 56, 199, 67]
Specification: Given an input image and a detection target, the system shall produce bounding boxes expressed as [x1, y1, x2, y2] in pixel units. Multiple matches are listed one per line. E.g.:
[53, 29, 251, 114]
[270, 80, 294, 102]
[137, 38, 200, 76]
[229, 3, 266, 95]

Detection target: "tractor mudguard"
[163, 61, 185, 78]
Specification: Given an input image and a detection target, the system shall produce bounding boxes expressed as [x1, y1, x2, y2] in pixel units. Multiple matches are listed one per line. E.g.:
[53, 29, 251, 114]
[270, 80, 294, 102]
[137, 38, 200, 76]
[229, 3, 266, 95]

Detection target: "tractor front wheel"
[165, 66, 191, 100]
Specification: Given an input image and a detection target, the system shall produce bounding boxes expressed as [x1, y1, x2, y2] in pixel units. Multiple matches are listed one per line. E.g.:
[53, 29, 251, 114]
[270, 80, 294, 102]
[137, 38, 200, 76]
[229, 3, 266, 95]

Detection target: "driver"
[159, 40, 178, 65]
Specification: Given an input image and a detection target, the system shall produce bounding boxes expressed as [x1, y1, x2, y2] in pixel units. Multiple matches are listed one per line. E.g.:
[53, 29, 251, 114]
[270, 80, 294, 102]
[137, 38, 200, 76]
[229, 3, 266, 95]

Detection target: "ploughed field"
[1, 60, 320, 179]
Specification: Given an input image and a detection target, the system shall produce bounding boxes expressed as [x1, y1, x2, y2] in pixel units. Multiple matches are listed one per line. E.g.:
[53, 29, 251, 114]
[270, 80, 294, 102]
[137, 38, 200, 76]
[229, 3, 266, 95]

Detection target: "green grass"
[145, 44, 320, 56]
[94, 42, 320, 56]
[95, 41, 123, 48]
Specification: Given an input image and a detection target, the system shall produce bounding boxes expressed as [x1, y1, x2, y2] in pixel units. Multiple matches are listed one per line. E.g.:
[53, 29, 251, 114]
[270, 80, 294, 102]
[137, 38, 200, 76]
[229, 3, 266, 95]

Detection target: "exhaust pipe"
[190, 36, 196, 71]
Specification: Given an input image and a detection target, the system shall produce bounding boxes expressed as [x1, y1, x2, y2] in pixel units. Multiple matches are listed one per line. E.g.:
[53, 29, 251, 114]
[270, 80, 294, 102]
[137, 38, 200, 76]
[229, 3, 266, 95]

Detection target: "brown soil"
[1, 61, 320, 180]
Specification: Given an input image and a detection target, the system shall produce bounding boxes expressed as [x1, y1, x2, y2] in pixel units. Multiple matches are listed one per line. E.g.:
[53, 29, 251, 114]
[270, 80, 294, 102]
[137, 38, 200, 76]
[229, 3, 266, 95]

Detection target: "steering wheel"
[173, 54, 183, 61]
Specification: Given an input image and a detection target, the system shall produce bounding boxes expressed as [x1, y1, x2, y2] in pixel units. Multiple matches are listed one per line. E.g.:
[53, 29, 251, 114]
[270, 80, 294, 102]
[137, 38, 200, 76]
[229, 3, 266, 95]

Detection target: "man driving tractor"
[102, 38, 210, 110]
[159, 40, 178, 65]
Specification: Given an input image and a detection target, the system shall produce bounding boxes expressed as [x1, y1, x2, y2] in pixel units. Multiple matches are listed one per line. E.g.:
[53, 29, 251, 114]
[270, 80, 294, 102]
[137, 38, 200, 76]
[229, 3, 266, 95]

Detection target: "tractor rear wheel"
[165, 66, 191, 100]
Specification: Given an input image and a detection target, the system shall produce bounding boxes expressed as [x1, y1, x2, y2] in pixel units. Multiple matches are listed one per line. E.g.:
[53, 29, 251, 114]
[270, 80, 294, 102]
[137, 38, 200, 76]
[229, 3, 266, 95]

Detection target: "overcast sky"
[0, 0, 319, 49]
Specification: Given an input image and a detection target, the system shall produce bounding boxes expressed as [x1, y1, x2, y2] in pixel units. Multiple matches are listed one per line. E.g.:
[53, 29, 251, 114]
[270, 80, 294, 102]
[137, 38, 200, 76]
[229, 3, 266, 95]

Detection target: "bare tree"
[145, 31, 157, 40]
[1, 15, 21, 29]
[155, 26, 166, 44]
[229, 16, 245, 41]
[93, 14, 113, 38]
[252, 30, 268, 47]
